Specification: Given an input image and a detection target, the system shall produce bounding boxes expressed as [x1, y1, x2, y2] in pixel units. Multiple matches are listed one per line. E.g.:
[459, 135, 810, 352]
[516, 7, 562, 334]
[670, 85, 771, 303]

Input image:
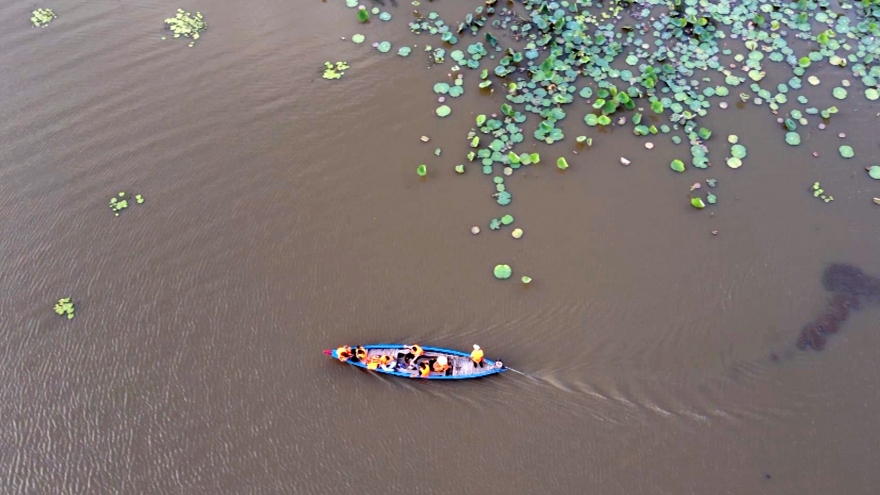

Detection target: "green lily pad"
[398, 47, 412, 57]
[832, 87, 848, 99]
[501, 214, 514, 225]
[728, 135, 738, 144]
[691, 197, 706, 209]
[493, 264, 512, 280]
[435, 105, 451, 117]
[357, 8, 370, 22]
[785, 132, 801, 146]
[707, 193, 717, 204]
[868, 166, 880, 179]
[556, 157, 569, 170]
[730, 144, 747, 159]
[670, 159, 685, 173]
[727, 157, 743, 169]
[417, 164, 427, 176]
[351, 34, 365, 44]
[512, 228, 523, 239]
[454, 164, 464, 174]
[377, 41, 391, 53]
[135, 194, 144, 204]
[521, 276, 531, 284]
[866, 88, 879, 101]
[839, 145, 854, 158]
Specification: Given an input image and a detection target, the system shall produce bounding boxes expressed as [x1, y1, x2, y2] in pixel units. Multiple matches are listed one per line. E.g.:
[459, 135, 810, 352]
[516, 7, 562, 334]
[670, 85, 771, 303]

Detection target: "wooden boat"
[323, 344, 507, 380]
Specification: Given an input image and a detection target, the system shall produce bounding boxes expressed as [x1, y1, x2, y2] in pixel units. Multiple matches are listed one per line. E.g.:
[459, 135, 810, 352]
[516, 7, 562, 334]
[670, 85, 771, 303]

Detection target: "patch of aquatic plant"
[322, 61, 349, 80]
[417, 164, 427, 177]
[109, 192, 144, 217]
[164, 9, 206, 47]
[866, 166, 880, 180]
[31, 8, 57, 28]
[54, 297, 75, 319]
[493, 264, 512, 280]
[521, 276, 532, 284]
[811, 182, 833, 203]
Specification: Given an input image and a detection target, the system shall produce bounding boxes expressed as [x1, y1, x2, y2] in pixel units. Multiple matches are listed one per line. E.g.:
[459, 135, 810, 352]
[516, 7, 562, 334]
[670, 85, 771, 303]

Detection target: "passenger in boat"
[470, 344, 484, 368]
[418, 361, 431, 378]
[403, 344, 425, 369]
[366, 354, 381, 370]
[432, 355, 451, 375]
[336, 346, 353, 362]
[354, 346, 368, 362]
[378, 355, 395, 371]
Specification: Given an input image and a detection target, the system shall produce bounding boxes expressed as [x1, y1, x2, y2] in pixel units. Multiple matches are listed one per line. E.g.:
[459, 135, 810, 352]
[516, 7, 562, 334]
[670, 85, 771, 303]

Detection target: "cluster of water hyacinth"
[31, 8, 57, 28]
[163, 9, 206, 47]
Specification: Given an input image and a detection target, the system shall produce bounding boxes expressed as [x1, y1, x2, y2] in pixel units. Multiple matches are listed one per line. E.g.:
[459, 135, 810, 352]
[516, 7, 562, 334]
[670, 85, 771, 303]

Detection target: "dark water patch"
[797, 263, 880, 351]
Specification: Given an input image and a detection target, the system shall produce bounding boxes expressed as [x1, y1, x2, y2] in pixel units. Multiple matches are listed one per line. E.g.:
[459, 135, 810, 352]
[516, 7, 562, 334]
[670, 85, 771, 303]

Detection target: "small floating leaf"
[556, 157, 569, 170]
[730, 144, 747, 159]
[489, 218, 502, 230]
[727, 135, 738, 144]
[785, 132, 801, 146]
[351, 34, 365, 44]
[377, 41, 391, 53]
[839, 145, 854, 158]
[868, 166, 880, 179]
[476, 114, 486, 126]
[501, 214, 514, 225]
[511, 228, 523, 239]
[435, 105, 451, 117]
[416, 164, 427, 176]
[670, 159, 685, 173]
[397, 47, 411, 57]
[691, 197, 706, 209]
[707, 193, 717, 205]
[866, 89, 879, 101]
[493, 264, 512, 280]
[726, 157, 742, 169]
[832, 87, 848, 99]
[357, 9, 370, 22]
[454, 164, 464, 174]
[521, 276, 531, 284]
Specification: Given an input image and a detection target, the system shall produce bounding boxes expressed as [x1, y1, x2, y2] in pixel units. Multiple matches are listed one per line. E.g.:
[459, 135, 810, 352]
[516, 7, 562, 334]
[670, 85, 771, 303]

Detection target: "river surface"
[1, 1, 879, 494]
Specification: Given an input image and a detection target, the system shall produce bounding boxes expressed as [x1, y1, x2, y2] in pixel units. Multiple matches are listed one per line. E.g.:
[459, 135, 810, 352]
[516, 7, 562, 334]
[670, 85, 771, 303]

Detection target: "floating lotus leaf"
[398, 47, 411, 57]
[584, 114, 598, 126]
[785, 132, 801, 146]
[501, 214, 514, 225]
[556, 157, 569, 170]
[496, 191, 511, 205]
[417, 164, 427, 177]
[351, 34, 365, 44]
[839, 145, 854, 158]
[867, 166, 880, 180]
[512, 228, 523, 239]
[866, 88, 879, 101]
[379, 12, 392, 21]
[435, 105, 451, 117]
[728, 135, 738, 144]
[357, 9, 370, 22]
[707, 193, 717, 205]
[455, 165, 464, 174]
[691, 197, 706, 209]
[489, 218, 502, 230]
[727, 157, 743, 169]
[377, 41, 391, 53]
[670, 159, 685, 173]
[493, 264, 512, 280]
[832, 87, 848, 99]
[730, 144, 747, 159]
[521, 276, 531, 283]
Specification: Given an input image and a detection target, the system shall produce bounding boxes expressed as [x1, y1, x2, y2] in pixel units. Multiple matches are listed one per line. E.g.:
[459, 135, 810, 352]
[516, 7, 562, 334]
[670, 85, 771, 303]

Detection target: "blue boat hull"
[326, 344, 507, 380]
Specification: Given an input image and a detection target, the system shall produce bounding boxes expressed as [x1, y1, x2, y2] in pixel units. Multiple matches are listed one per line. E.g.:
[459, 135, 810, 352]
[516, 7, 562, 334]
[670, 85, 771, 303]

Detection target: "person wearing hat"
[432, 355, 451, 374]
[470, 345, 484, 368]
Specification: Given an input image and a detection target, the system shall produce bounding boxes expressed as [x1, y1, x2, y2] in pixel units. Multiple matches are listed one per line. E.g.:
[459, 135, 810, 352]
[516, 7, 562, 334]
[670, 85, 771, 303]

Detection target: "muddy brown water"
[1, 1, 879, 493]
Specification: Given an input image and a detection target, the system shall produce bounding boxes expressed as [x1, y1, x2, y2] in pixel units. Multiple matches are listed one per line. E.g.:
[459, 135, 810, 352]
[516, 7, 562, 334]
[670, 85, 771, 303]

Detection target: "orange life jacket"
[470, 349, 484, 363]
[355, 347, 367, 360]
[411, 345, 424, 357]
[379, 355, 392, 365]
[433, 361, 450, 372]
[336, 347, 352, 362]
[419, 363, 431, 377]
[366, 355, 381, 370]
